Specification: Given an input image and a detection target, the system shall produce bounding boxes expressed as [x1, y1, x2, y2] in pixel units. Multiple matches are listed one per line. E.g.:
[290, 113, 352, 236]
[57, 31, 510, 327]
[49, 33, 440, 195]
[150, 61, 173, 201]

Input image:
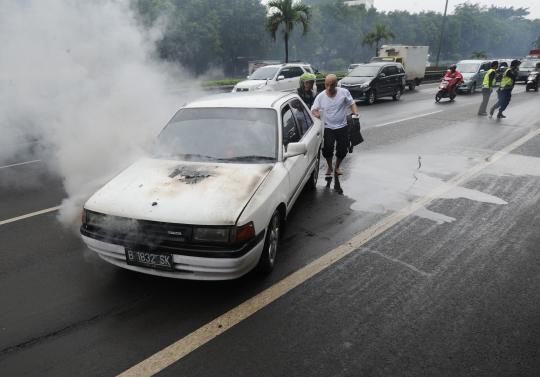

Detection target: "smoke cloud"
[0, 0, 203, 228]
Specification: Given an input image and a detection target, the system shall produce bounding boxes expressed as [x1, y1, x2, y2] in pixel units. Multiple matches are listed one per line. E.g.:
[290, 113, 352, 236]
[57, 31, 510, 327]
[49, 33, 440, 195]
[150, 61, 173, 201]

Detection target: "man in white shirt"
[311, 74, 359, 176]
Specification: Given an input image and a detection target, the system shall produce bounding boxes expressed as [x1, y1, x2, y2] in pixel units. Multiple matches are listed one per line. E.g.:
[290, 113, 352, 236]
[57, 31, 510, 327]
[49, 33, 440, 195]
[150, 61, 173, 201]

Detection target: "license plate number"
[125, 249, 174, 271]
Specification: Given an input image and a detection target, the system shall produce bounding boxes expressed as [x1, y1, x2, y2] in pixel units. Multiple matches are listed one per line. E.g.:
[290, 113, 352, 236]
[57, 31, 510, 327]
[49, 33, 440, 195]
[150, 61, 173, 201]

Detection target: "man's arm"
[311, 94, 321, 118]
[351, 101, 358, 116]
[488, 70, 496, 88]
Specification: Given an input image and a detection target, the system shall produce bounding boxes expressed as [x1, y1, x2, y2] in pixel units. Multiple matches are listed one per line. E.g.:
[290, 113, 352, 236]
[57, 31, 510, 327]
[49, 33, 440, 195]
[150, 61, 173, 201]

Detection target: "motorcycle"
[525, 71, 539, 92]
[435, 77, 458, 102]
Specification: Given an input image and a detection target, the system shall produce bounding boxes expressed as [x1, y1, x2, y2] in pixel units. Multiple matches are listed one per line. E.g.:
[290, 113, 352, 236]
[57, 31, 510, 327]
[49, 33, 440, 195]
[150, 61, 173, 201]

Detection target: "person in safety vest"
[490, 59, 521, 119]
[444, 64, 464, 100]
[477, 60, 499, 116]
[298, 73, 317, 109]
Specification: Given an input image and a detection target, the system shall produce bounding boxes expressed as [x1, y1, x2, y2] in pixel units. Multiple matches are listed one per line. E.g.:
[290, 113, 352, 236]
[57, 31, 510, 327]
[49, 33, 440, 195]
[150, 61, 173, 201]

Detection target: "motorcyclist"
[444, 64, 464, 100]
[298, 73, 317, 108]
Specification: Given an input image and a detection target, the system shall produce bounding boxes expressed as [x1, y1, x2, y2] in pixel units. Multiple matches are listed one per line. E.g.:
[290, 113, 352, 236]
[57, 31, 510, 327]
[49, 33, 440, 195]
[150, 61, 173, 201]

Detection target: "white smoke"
[0, 0, 203, 228]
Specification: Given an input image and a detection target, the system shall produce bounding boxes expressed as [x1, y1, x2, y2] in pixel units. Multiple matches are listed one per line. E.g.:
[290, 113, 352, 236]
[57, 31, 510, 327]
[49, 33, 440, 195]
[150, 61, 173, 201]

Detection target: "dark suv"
[338, 62, 406, 105]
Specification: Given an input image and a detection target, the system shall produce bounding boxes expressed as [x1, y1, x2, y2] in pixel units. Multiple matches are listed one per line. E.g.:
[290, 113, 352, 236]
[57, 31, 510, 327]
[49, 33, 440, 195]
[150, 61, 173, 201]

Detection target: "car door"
[378, 66, 393, 95]
[291, 99, 321, 170]
[276, 66, 305, 92]
[386, 65, 400, 94]
[281, 103, 308, 202]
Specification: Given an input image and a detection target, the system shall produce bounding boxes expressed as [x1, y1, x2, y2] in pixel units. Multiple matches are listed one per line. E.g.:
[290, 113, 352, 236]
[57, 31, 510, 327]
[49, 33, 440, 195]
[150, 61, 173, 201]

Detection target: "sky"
[374, 0, 540, 19]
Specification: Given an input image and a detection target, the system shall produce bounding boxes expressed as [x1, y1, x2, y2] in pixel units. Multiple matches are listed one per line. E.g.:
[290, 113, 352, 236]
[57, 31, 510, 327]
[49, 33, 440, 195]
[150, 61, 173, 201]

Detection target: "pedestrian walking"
[297, 73, 317, 109]
[490, 59, 521, 119]
[478, 60, 499, 116]
[311, 74, 358, 177]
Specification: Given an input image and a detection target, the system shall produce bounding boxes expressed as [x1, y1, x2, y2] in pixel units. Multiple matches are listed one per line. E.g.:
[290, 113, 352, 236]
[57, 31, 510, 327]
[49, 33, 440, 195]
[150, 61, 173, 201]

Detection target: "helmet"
[449, 64, 457, 70]
[300, 73, 316, 82]
[510, 59, 521, 67]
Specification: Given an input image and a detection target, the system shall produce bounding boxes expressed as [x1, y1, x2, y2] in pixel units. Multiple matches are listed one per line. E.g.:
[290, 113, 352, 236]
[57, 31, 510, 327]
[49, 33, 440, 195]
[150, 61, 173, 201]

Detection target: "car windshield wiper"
[218, 155, 275, 162]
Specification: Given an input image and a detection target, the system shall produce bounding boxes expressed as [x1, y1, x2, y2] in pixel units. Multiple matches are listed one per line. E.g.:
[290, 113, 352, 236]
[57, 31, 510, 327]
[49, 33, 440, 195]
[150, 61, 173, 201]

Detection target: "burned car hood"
[84, 158, 273, 226]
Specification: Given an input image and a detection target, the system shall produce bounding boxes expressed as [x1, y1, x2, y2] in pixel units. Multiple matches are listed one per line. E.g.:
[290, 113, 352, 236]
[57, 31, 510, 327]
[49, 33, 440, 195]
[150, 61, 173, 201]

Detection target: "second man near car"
[312, 74, 358, 176]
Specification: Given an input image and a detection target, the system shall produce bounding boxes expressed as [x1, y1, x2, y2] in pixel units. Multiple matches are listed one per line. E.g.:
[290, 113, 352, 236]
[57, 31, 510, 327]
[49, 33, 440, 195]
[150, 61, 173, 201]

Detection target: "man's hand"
[312, 109, 321, 119]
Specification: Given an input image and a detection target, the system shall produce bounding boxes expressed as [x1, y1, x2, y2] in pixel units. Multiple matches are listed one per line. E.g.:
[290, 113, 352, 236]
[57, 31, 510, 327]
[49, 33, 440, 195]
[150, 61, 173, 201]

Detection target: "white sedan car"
[80, 92, 323, 280]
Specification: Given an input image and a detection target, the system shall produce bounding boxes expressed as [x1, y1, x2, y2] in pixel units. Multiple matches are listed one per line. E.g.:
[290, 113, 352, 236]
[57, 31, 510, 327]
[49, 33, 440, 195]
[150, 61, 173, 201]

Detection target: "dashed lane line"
[0, 206, 61, 226]
[371, 110, 444, 128]
[118, 126, 540, 377]
[0, 159, 42, 169]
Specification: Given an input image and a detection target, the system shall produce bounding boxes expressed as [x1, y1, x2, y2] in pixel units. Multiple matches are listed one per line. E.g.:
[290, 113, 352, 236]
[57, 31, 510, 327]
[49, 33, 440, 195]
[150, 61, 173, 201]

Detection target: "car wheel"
[256, 210, 281, 274]
[408, 82, 415, 91]
[392, 88, 401, 101]
[305, 150, 320, 190]
[366, 90, 376, 105]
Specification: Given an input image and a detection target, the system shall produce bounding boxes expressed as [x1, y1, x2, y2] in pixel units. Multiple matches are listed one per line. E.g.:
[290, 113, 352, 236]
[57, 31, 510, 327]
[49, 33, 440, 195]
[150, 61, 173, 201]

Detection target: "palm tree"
[266, 0, 310, 63]
[470, 50, 488, 59]
[362, 24, 395, 57]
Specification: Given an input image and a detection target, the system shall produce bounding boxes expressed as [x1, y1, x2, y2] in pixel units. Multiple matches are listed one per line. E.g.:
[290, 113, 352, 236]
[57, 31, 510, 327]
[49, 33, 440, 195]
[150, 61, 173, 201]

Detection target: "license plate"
[125, 249, 174, 271]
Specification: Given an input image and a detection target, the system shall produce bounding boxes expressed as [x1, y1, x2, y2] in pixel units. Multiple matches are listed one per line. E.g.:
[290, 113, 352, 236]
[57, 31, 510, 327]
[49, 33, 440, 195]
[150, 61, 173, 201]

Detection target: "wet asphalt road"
[1, 84, 540, 376]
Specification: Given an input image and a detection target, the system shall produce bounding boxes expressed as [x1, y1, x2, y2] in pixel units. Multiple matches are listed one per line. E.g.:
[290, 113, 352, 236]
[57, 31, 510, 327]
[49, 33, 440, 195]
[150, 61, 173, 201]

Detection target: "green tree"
[533, 34, 540, 49]
[470, 50, 488, 59]
[266, 0, 311, 63]
[362, 24, 395, 57]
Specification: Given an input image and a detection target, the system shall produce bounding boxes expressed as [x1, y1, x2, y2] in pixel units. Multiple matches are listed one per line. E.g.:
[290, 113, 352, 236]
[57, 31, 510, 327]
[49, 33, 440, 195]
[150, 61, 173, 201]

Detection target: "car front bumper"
[81, 233, 265, 281]
[342, 87, 368, 100]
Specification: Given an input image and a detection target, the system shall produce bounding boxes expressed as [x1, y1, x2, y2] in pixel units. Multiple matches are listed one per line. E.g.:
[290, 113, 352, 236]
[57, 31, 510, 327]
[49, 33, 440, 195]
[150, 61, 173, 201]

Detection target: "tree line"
[132, 0, 540, 76]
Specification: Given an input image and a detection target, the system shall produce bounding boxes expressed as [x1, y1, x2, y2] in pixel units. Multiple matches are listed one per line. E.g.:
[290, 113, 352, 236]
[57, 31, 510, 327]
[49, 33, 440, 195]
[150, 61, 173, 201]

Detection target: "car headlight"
[193, 227, 230, 243]
[192, 222, 255, 244]
[360, 82, 370, 89]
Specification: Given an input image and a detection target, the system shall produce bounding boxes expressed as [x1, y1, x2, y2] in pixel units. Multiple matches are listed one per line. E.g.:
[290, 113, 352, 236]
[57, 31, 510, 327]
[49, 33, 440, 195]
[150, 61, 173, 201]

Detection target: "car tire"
[366, 90, 376, 105]
[305, 150, 320, 190]
[392, 88, 401, 101]
[256, 210, 281, 274]
[408, 82, 415, 91]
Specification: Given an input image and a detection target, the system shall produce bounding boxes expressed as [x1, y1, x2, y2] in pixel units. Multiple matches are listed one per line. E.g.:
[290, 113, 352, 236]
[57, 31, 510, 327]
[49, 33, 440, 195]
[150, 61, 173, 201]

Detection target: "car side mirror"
[479, 69, 485, 73]
[277, 75, 285, 81]
[379, 73, 386, 78]
[284, 142, 307, 159]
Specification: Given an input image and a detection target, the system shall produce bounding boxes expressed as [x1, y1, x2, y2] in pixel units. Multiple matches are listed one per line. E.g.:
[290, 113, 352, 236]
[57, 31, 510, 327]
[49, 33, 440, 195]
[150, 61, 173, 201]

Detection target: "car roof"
[184, 92, 296, 109]
[457, 60, 488, 63]
[257, 63, 309, 69]
[357, 62, 397, 67]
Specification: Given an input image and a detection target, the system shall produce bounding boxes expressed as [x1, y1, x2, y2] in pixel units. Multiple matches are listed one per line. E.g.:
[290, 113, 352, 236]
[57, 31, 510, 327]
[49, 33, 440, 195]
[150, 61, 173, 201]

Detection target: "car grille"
[81, 211, 263, 258]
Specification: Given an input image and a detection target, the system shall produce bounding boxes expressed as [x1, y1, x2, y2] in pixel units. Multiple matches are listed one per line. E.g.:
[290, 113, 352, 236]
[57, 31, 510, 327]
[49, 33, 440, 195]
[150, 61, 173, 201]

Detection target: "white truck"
[371, 45, 429, 90]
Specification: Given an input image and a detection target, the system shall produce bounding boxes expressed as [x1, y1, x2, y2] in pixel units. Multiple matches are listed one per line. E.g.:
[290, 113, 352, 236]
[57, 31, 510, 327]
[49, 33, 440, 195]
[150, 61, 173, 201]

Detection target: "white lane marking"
[118, 126, 540, 377]
[0, 206, 61, 226]
[371, 110, 444, 128]
[0, 160, 42, 170]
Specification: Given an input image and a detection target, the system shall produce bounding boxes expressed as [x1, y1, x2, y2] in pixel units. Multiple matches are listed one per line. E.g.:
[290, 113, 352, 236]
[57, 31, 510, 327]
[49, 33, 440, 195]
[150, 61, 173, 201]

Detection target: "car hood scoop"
[85, 158, 273, 225]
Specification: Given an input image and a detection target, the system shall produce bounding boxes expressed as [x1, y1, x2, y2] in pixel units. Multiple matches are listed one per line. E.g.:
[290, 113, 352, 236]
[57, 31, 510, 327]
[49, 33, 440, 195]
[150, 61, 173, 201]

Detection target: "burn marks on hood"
[169, 166, 213, 184]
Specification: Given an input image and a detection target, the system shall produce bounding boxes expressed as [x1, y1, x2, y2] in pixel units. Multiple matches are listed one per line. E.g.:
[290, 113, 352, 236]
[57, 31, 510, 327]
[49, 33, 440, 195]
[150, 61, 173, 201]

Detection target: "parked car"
[80, 92, 323, 280]
[517, 60, 539, 82]
[232, 63, 315, 93]
[372, 45, 429, 90]
[455, 60, 491, 94]
[338, 62, 406, 105]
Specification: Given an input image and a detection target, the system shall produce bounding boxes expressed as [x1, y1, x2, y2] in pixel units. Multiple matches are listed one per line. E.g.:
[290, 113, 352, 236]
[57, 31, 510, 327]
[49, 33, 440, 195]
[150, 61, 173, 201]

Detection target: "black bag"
[347, 114, 364, 152]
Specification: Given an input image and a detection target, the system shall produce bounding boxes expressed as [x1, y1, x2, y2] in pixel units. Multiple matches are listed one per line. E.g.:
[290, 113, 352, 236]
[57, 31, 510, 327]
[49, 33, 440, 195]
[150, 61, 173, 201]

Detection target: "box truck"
[371, 45, 429, 90]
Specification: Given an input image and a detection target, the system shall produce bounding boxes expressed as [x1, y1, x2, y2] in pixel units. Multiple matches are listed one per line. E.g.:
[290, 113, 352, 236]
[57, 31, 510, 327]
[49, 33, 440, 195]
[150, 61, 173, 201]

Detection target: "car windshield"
[349, 66, 379, 77]
[157, 108, 277, 163]
[521, 61, 537, 69]
[456, 63, 480, 73]
[250, 67, 279, 80]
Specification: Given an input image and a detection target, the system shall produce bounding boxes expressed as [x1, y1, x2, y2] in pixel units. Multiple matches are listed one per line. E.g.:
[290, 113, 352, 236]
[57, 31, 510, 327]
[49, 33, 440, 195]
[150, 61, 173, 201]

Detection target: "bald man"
[311, 74, 359, 176]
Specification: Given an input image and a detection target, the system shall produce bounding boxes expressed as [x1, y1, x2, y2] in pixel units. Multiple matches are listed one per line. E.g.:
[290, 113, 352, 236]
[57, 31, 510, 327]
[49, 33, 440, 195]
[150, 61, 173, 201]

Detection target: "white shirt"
[311, 87, 354, 130]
